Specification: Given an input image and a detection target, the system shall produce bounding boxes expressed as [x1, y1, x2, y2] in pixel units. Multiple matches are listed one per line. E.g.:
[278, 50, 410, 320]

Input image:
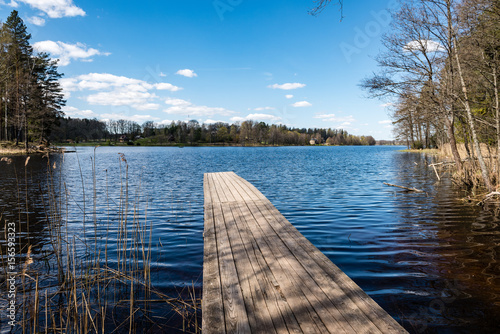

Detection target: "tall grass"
[439, 143, 499, 191]
[0, 149, 201, 333]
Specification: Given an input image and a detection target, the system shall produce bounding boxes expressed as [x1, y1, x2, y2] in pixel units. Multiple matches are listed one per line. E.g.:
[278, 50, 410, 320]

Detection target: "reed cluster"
[0, 149, 200, 333]
[440, 143, 500, 191]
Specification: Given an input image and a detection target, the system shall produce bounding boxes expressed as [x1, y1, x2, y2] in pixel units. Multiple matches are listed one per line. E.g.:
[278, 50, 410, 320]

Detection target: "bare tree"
[310, 0, 344, 19]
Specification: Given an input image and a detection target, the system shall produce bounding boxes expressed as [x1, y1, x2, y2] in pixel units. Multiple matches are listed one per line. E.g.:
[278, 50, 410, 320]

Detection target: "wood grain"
[202, 172, 408, 334]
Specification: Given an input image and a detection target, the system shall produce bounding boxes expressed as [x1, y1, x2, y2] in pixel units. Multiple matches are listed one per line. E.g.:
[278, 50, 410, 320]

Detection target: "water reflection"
[0, 154, 61, 260]
[383, 152, 500, 332]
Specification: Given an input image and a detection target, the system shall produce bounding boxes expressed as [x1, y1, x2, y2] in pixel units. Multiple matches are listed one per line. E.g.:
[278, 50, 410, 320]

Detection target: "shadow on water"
[352, 152, 500, 333]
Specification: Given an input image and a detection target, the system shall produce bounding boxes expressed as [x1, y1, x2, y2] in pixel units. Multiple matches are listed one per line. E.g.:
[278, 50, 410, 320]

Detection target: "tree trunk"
[454, 39, 493, 191]
[4, 86, 7, 141]
[408, 108, 415, 148]
[24, 112, 28, 152]
[494, 64, 500, 186]
[444, 114, 462, 171]
[0, 88, 2, 142]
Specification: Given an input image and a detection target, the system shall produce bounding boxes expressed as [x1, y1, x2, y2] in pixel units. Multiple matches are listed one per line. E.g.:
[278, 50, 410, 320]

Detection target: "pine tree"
[4, 10, 33, 146]
[0, 10, 65, 148]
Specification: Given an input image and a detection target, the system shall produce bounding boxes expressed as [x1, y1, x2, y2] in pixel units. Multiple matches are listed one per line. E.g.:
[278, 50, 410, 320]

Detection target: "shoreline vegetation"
[0, 152, 201, 333]
[0, 139, 397, 156]
[360, 0, 500, 193]
[0, 142, 64, 155]
[49, 117, 380, 147]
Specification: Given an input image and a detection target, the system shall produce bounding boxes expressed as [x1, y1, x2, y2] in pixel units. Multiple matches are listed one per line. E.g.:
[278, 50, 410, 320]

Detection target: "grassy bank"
[0, 142, 63, 155]
[399, 148, 440, 154]
[402, 143, 500, 195]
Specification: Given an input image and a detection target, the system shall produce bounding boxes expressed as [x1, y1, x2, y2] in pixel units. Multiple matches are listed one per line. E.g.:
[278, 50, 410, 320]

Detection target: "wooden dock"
[202, 172, 407, 333]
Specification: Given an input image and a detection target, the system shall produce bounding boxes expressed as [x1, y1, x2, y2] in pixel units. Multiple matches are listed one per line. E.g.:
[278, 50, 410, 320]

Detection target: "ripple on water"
[1, 146, 500, 333]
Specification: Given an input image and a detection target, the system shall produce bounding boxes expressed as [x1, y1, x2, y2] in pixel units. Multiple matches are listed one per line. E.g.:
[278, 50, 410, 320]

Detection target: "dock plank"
[202, 175, 225, 333]
[203, 172, 408, 334]
[210, 174, 251, 333]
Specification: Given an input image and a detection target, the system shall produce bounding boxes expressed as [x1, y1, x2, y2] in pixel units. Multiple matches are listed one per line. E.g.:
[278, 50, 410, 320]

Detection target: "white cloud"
[230, 113, 282, 123]
[61, 73, 181, 111]
[135, 103, 160, 111]
[268, 82, 306, 90]
[254, 106, 275, 111]
[165, 98, 191, 106]
[99, 113, 159, 123]
[285, 94, 294, 99]
[164, 99, 234, 117]
[1, 1, 19, 8]
[99, 113, 160, 123]
[155, 82, 182, 91]
[314, 113, 356, 123]
[204, 119, 226, 124]
[87, 89, 157, 107]
[33, 41, 108, 66]
[263, 72, 273, 81]
[27, 16, 45, 26]
[380, 102, 395, 108]
[379, 120, 392, 124]
[62, 73, 149, 91]
[165, 105, 234, 117]
[159, 72, 167, 77]
[176, 69, 198, 78]
[18, 0, 85, 18]
[404, 40, 445, 53]
[62, 106, 95, 118]
[158, 119, 174, 125]
[291, 101, 312, 107]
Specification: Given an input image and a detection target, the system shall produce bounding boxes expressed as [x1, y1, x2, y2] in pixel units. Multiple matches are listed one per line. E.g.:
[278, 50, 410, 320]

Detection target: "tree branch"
[310, 0, 344, 20]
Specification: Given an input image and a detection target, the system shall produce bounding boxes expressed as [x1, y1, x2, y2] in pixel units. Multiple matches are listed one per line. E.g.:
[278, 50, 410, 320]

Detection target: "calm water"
[1, 146, 500, 333]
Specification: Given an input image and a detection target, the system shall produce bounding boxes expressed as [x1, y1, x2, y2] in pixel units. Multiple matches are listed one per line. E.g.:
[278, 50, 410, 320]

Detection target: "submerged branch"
[384, 182, 427, 195]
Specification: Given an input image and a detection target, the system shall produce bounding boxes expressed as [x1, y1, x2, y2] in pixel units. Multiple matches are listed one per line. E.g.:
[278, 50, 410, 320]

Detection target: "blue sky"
[0, 0, 398, 139]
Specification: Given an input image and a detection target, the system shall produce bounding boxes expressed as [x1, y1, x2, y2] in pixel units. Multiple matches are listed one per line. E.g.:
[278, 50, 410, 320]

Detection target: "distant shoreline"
[53, 142, 399, 148]
[1, 141, 403, 155]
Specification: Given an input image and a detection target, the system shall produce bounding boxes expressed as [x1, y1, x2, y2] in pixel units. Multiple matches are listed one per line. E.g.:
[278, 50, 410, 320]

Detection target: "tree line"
[51, 117, 377, 146]
[361, 0, 500, 190]
[0, 10, 65, 149]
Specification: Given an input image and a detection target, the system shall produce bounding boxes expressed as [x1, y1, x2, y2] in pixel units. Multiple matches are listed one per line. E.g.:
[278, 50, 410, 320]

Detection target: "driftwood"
[430, 164, 441, 181]
[429, 161, 456, 166]
[484, 191, 500, 199]
[481, 192, 500, 205]
[383, 182, 427, 194]
[473, 192, 500, 206]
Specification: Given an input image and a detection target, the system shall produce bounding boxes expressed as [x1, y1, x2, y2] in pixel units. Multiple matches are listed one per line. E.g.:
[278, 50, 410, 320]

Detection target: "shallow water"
[1, 146, 499, 333]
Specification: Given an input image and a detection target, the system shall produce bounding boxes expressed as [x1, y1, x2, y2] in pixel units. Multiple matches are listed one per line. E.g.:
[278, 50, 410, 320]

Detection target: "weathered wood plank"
[209, 173, 251, 333]
[227, 171, 406, 333]
[220, 175, 325, 333]
[259, 199, 407, 333]
[254, 201, 383, 333]
[244, 199, 353, 333]
[202, 174, 225, 334]
[203, 171, 408, 334]
[213, 172, 276, 333]
[218, 174, 302, 334]
[230, 172, 407, 333]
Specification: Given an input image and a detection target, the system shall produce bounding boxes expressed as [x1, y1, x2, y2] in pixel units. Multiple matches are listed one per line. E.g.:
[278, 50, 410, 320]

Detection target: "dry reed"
[0, 149, 201, 333]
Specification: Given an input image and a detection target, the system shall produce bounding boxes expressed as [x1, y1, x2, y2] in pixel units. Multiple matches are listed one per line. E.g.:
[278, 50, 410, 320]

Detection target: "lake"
[1, 146, 499, 333]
